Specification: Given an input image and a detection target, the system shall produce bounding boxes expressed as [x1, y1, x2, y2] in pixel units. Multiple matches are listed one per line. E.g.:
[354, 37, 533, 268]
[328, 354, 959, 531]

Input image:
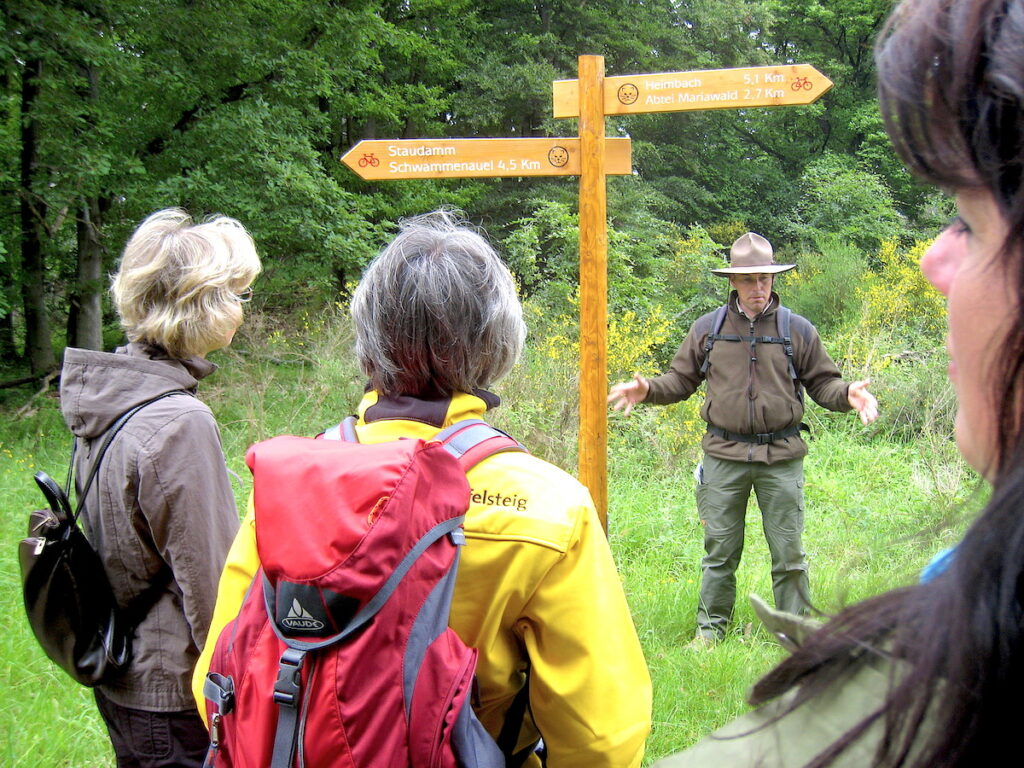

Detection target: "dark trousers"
[94, 688, 209, 768]
[694, 454, 809, 639]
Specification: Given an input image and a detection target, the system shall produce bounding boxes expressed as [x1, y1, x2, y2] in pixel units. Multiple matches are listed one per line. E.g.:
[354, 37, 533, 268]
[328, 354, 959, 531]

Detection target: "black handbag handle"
[34, 470, 73, 522]
[71, 390, 191, 523]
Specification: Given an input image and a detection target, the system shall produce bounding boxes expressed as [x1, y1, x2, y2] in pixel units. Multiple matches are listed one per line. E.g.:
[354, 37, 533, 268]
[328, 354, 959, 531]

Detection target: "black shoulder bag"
[18, 390, 185, 686]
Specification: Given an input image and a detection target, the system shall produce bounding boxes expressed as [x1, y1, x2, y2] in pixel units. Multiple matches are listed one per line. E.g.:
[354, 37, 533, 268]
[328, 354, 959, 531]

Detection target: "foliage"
[860, 238, 946, 341]
[787, 153, 904, 253]
[2, 0, 950, 373]
[783, 235, 869, 333]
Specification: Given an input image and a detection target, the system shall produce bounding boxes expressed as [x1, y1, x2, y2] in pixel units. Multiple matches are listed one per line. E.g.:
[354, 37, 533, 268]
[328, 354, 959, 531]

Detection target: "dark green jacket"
[644, 292, 852, 463]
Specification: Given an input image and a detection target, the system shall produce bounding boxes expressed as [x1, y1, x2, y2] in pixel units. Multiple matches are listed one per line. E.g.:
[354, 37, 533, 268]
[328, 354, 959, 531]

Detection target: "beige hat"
[711, 232, 796, 276]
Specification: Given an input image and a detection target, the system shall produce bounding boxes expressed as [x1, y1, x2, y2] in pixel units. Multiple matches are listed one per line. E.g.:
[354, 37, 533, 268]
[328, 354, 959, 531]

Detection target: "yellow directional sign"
[341, 137, 631, 180]
[553, 64, 833, 118]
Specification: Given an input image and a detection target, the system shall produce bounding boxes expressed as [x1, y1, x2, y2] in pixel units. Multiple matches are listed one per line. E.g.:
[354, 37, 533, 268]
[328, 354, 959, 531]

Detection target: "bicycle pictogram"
[357, 153, 380, 168]
[792, 76, 813, 91]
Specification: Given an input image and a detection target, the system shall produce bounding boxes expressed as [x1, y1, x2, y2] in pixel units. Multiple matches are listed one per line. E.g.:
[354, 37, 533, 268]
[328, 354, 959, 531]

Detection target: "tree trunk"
[68, 196, 107, 350]
[0, 312, 16, 361]
[19, 57, 56, 373]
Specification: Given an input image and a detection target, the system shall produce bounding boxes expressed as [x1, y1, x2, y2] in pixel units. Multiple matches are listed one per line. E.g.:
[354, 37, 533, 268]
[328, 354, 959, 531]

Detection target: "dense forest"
[3, 0, 938, 378]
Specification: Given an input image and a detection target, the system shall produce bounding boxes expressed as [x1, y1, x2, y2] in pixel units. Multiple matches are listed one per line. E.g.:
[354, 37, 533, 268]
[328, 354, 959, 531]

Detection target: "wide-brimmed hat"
[711, 232, 795, 276]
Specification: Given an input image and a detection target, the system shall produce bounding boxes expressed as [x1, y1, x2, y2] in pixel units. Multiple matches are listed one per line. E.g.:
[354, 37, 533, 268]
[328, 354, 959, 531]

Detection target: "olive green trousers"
[694, 454, 808, 639]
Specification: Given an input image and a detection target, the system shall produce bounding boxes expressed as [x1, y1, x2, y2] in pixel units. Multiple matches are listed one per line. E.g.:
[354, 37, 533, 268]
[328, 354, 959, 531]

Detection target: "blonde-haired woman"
[59, 208, 260, 767]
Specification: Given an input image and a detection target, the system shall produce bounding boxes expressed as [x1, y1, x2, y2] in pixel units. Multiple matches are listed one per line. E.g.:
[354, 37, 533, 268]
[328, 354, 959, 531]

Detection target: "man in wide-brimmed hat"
[609, 232, 878, 647]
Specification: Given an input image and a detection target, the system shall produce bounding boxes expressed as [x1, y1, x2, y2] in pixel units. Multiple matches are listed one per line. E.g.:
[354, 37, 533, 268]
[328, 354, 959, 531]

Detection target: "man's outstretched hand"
[608, 373, 650, 416]
[848, 380, 879, 425]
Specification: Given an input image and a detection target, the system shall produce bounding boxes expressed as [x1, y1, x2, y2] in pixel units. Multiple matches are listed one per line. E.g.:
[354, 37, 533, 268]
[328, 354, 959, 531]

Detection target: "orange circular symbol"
[617, 83, 640, 105]
[548, 146, 569, 167]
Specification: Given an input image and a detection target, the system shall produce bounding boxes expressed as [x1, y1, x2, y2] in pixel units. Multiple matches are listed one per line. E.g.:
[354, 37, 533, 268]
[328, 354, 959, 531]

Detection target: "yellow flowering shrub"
[704, 221, 748, 250]
[826, 238, 946, 376]
[650, 396, 707, 460]
[608, 307, 674, 379]
[860, 239, 945, 338]
[538, 295, 674, 380]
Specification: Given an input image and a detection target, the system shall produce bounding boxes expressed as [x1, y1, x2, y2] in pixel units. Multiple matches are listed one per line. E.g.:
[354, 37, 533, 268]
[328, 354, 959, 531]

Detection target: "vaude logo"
[281, 598, 325, 631]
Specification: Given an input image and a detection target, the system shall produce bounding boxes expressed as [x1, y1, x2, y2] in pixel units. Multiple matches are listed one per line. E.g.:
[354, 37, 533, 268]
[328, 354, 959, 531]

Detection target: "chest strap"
[707, 423, 804, 445]
[700, 304, 803, 402]
[700, 305, 797, 374]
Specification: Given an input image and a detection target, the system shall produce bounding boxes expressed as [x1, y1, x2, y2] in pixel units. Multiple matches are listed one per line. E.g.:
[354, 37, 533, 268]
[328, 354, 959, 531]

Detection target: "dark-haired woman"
[655, 0, 1024, 765]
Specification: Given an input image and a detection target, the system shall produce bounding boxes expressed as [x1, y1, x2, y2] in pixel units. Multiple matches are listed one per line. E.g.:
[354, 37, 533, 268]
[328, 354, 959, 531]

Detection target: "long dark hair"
[747, 1, 1024, 765]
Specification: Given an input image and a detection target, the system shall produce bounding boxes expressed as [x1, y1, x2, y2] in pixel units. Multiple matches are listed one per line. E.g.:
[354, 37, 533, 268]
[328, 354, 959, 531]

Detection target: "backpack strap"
[776, 307, 804, 403]
[699, 305, 730, 375]
[777, 306, 798, 382]
[69, 390, 187, 629]
[698, 305, 804, 401]
[432, 418, 527, 470]
[264, 515, 468, 768]
[72, 389, 191, 523]
[323, 416, 528, 471]
[321, 416, 358, 442]
[497, 666, 545, 767]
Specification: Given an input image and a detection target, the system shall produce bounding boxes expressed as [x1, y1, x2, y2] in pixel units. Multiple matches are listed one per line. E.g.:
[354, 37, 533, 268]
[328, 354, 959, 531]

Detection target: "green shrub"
[783, 235, 869, 333]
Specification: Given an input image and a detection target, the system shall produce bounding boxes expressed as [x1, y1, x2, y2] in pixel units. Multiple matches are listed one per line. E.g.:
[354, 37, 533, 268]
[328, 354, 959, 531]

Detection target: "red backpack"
[203, 419, 526, 768]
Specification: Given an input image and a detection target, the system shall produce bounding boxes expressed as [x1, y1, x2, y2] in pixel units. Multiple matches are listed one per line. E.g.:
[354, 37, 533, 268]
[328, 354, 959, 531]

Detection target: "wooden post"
[577, 55, 608, 530]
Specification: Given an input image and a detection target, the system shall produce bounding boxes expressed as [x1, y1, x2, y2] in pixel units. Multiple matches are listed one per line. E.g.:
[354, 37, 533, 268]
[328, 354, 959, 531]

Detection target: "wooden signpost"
[553, 64, 833, 117]
[341, 137, 632, 180]
[341, 57, 832, 532]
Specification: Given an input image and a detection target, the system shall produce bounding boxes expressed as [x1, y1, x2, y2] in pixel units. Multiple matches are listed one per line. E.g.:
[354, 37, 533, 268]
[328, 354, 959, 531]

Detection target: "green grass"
[611, 424, 975, 761]
[0, 312, 975, 765]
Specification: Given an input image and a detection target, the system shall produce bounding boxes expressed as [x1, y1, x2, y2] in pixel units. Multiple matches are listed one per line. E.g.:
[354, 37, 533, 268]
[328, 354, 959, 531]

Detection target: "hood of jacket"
[60, 342, 216, 438]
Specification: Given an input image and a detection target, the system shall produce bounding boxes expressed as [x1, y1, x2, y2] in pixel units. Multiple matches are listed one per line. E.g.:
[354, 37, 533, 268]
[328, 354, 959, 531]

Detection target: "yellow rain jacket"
[194, 391, 652, 768]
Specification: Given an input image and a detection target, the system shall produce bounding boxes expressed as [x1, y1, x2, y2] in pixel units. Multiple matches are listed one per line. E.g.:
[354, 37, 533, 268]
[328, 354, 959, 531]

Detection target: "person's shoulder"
[778, 304, 817, 341]
[691, 304, 728, 336]
[464, 450, 594, 553]
[137, 392, 212, 423]
[127, 393, 218, 449]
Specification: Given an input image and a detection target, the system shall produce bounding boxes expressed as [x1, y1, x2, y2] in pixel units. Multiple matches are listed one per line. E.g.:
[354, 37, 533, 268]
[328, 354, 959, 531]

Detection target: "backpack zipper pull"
[210, 712, 222, 746]
[33, 537, 46, 556]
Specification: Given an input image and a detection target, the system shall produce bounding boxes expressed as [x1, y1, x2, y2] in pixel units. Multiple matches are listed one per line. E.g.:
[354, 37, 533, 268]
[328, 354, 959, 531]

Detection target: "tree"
[788, 153, 903, 252]
[0, 0, 930, 375]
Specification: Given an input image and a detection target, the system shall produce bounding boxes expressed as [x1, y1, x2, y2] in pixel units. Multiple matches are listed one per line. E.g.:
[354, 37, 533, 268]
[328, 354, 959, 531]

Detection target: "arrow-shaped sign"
[341, 137, 631, 180]
[553, 64, 833, 118]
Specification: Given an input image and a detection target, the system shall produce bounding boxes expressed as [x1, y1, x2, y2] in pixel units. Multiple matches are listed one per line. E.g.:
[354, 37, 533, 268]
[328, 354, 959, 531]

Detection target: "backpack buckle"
[755, 432, 774, 445]
[273, 648, 306, 708]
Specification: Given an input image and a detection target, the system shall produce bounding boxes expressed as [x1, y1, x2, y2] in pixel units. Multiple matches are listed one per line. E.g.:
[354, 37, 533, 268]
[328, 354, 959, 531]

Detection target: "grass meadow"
[0, 308, 975, 766]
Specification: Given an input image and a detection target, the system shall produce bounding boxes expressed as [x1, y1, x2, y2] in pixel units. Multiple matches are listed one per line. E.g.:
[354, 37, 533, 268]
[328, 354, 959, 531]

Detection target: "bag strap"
[777, 307, 797, 379]
[264, 516, 467, 768]
[432, 418, 527, 470]
[324, 416, 528, 471]
[321, 416, 359, 442]
[72, 390, 191, 523]
[776, 307, 804, 403]
[699, 305, 805, 404]
[699, 305, 730, 375]
[68, 390, 190, 627]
